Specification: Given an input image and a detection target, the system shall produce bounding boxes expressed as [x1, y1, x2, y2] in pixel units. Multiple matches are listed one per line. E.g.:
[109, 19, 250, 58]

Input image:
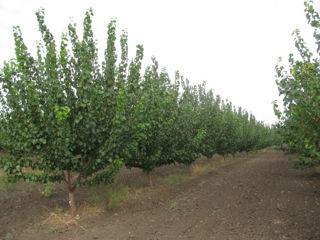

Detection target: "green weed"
[39, 183, 53, 197]
[170, 201, 179, 211]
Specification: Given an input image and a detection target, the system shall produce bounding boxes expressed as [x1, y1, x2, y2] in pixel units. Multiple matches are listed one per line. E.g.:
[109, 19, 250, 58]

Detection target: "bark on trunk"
[64, 170, 77, 216]
[147, 172, 153, 188]
[69, 191, 76, 216]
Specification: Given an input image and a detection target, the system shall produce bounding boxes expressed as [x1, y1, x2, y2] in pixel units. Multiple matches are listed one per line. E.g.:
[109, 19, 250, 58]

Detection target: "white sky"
[0, 0, 319, 124]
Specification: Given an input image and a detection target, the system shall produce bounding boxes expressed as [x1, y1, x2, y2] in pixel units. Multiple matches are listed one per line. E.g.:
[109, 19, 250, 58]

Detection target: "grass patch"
[42, 209, 78, 226]
[206, 156, 239, 170]
[158, 164, 219, 186]
[83, 183, 133, 214]
[106, 184, 131, 210]
[29, 206, 81, 232]
[3, 232, 14, 240]
[28, 223, 53, 232]
[79, 201, 104, 217]
[27, 183, 132, 232]
[208, 160, 226, 169]
[158, 174, 189, 185]
[190, 164, 214, 176]
[0, 173, 15, 191]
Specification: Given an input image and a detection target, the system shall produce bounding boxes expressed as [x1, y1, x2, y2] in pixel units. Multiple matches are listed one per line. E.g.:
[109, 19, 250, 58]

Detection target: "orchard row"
[274, 0, 320, 168]
[0, 8, 279, 214]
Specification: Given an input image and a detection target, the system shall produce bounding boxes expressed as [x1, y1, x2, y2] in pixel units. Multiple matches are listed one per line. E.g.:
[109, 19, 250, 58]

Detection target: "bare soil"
[1, 149, 320, 240]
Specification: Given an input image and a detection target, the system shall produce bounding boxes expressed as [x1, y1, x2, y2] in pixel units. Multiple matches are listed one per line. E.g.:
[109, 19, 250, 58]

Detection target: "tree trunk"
[69, 191, 76, 216]
[64, 170, 77, 216]
[147, 171, 153, 188]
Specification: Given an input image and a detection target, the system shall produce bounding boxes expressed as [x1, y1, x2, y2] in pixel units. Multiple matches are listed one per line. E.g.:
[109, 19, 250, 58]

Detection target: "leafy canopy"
[275, 0, 320, 167]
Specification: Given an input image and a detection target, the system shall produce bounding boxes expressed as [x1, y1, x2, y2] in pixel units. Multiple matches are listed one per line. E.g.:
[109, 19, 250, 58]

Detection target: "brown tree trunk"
[147, 171, 153, 188]
[69, 191, 76, 216]
[64, 170, 77, 216]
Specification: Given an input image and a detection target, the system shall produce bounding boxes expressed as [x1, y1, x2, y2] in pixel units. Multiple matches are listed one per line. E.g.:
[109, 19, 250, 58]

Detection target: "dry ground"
[1, 149, 320, 239]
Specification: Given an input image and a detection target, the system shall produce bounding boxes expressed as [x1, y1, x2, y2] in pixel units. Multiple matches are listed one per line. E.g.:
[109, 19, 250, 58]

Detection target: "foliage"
[0, 8, 124, 215]
[0, 7, 278, 215]
[274, 0, 320, 167]
[123, 57, 179, 173]
[196, 83, 220, 159]
[172, 75, 203, 165]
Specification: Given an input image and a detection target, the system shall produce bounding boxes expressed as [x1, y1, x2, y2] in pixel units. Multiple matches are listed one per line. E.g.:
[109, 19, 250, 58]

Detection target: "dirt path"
[7, 150, 320, 239]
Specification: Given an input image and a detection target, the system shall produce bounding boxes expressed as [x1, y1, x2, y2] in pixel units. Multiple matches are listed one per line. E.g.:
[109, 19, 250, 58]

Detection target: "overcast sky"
[0, 0, 319, 124]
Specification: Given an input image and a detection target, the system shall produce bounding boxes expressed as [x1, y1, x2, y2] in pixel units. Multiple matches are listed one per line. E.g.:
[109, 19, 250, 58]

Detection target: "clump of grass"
[79, 201, 104, 217]
[85, 183, 133, 213]
[41, 212, 78, 227]
[86, 186, 108, 214]
[28, 208, 78, 233]
[207, 157, 235, 169]
[106, 184, 131, 210]
[190, 163, 218, 176]
[0, 173, 15, 191]
[28, 223, 52, 232]
[158, 174, 189, 185]
[190, 164, 207, 176]
[4, 232, 14, 240]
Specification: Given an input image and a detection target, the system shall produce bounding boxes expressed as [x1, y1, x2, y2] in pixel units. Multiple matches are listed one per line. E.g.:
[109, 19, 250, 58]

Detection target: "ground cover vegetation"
[274, 0, 320, 168]
[0, 8, 279, 215]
